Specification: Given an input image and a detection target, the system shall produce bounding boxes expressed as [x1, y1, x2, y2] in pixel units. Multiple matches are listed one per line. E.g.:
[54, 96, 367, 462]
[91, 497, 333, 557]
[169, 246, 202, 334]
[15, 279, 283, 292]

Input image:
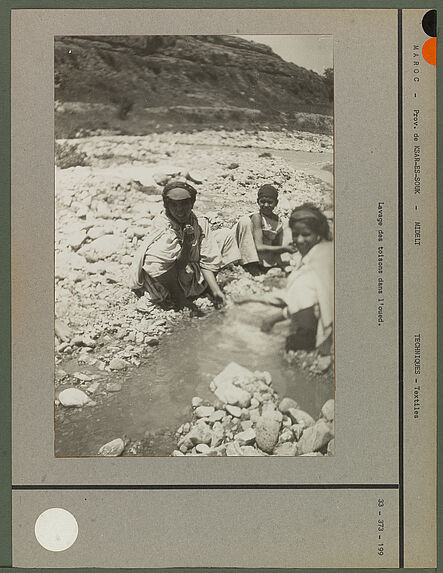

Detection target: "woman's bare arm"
[201, 268, 227, 306]
[232, 293, 286, 307]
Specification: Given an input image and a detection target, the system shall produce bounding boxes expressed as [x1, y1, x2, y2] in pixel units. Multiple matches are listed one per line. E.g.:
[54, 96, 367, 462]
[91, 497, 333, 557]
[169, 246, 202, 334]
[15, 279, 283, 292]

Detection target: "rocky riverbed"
[172, 362, 335, 457]
[55, 128, 334, 456]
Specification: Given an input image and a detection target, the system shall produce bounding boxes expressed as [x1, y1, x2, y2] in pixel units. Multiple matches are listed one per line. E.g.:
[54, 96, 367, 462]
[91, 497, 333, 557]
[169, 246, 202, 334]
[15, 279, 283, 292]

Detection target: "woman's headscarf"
[289, 204, 331, 240]
[162, 181, 197, 202]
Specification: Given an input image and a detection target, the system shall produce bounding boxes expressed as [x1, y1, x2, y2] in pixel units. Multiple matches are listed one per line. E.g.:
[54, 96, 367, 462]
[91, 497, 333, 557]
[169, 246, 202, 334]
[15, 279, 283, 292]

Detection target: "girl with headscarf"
[129, 181, 240, 310]
[234, 184, 296, 275]
[234, 204, 333, 353]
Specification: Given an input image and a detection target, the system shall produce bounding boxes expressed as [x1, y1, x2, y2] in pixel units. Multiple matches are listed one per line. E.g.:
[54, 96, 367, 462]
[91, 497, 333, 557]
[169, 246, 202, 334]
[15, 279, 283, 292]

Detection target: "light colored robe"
[128, 212, 239, 303]
[281, 240, 333, 348]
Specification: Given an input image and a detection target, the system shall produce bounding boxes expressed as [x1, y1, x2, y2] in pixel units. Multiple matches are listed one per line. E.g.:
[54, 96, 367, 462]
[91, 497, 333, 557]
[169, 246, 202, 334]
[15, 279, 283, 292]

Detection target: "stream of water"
[55, 304, 334, 456]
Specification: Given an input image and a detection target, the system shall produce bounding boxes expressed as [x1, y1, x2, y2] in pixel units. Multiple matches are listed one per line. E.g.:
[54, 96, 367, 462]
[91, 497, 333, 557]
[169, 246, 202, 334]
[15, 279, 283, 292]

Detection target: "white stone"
[195, 406, 215, 419]
[287, 408, 315, 428]
[195, 443, 211, 454]
[67, 230, 87, 251]
[109, 358, 128, 370]
[321, 399, 335, 422]
[297, 420, 334, 454]
[208, 410, 225, 423]
[225, 405, 242, 417]
[214, 383, 251, 408]
[58, 388, 90, 408]
[98, 438, 126, 456]
[235, 428, 256, 446]
[79, 235, 126, 262]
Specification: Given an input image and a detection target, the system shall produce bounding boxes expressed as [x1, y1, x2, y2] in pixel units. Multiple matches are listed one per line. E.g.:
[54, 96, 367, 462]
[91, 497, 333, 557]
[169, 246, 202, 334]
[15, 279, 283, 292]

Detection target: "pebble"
[235, 428, 256, 446]
[278, 397, 299, 414]
[106, 382, 122, 392]
[279, 430, 294, 443]
[195, 406, 215, 418]
[287, 408, 315, 428]
[178, 423, 212, 448]
[273, 442, 297, 456]
[109, 357, 128, 370]
[191, 397, 203, 408]
[195, 443, 211, 454]
[98, 437, 127, 456]
[226, 441, 243, 456]
[249, 408, 260, 423]
[225, 405, 242, 417]
[135, 332, 145, 344]
[86, 381, 100, 394]
[317, 355, 332, 372]
[291, 423, 305, 441]
[240, 446, 259, 456]
[67, 230, 87, 251]
[210, 427, 225, 448]
[208, 410, 225, 423]
[72, 371, 92, 382]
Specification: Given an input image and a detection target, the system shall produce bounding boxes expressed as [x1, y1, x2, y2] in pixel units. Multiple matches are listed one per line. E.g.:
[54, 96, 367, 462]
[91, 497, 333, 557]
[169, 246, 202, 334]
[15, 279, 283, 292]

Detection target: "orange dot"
[422, 37, 437, 65]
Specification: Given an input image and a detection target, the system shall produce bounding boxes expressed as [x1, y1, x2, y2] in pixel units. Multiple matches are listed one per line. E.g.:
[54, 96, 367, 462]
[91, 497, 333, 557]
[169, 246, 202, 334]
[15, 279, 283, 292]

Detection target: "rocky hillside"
[55, 35, 333, 137]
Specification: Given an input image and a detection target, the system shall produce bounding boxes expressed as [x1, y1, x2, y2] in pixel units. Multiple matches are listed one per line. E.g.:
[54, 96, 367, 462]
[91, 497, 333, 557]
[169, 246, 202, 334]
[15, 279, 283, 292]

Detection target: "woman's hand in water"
[231, 295, 249, 305]
[212, 290, 227, 309]
[284, 244, 298, 254]
[260, 317, 275, 333]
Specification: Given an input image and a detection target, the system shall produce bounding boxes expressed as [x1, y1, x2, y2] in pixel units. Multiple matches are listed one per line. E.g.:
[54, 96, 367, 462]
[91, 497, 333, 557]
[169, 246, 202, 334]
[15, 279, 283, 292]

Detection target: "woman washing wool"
[234, 204, 333, 353]
[129, 181, 240, 311]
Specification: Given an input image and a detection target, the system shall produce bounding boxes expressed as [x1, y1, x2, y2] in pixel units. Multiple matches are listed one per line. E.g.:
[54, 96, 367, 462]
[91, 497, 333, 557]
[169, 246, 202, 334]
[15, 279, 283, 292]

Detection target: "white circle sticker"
[35, 508, 78, 552]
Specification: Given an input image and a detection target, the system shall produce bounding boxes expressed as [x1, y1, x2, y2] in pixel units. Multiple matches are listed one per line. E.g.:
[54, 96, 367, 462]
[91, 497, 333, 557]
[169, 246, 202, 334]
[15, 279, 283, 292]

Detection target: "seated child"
[235, 184, 295, 275]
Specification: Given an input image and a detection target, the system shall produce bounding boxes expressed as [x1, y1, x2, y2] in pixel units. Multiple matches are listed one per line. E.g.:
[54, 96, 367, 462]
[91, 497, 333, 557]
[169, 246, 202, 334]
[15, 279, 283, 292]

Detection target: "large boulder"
[212, 362, 254, 388]
[214, 384, 251, 408]
[58, 388, 90, 408]
[321, 399, 335, 422]
[297, 420, 334, 454]
[255, 414, 281, 454]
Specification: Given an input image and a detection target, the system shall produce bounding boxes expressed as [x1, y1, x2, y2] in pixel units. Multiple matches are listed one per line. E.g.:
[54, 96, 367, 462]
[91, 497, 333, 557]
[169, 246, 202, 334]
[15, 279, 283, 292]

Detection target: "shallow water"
[55, 305, 334, 457]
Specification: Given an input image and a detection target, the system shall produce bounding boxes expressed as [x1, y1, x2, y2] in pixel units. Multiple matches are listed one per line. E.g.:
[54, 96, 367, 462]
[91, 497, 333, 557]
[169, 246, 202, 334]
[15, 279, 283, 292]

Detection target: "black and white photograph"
[54, 34, 334, 457]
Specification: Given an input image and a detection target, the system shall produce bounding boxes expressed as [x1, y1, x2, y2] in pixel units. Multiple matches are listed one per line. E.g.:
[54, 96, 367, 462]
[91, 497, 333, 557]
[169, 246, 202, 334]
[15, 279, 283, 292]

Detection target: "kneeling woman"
[234, 204, 333, 353]
[129, 181, 239, 310]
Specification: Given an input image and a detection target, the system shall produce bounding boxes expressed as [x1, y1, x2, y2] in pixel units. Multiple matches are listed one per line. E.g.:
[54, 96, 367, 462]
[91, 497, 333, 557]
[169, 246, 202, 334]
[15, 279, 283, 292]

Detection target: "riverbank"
[55, 128, 334, 456]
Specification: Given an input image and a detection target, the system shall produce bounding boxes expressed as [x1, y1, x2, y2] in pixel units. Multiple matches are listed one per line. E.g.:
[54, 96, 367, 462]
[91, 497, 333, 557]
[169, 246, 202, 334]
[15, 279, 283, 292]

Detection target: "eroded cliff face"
[55, 35, 332, 136]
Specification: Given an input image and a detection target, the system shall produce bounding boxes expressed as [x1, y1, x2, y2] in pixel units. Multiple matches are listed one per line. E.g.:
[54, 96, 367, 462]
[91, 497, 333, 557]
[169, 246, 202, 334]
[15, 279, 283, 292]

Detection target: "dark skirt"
[285, 306, 318, 352]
